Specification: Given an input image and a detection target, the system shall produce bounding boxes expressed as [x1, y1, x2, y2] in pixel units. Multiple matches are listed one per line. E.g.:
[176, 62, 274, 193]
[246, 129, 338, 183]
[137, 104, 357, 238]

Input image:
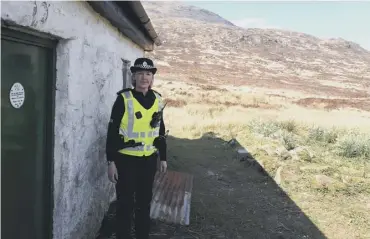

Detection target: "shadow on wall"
[96, 133, 327, 239]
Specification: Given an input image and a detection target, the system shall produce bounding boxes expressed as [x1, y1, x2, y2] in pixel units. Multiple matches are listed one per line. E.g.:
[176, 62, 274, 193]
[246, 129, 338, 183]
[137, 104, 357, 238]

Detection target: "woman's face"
[134, 70, 153, 89]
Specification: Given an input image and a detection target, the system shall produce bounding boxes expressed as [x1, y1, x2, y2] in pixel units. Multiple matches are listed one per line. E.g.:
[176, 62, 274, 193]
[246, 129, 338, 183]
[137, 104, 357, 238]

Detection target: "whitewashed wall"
[1, 1, 144, 239]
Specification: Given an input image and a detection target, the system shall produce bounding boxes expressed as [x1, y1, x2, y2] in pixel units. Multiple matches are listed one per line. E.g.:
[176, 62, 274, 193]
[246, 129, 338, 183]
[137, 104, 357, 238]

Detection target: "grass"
[247, 119, 370, 159]
[335, 132, 370, 158]
[152, 79, 370, 239]
[308, 126, 339, 144]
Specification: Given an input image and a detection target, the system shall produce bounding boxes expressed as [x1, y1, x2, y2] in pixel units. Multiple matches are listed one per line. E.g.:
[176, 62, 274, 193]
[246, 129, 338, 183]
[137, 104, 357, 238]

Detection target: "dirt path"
[97, 134, 327, 239]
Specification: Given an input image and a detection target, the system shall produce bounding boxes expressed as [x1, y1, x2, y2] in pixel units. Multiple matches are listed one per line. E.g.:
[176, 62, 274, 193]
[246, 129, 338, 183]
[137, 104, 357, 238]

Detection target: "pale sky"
[188, 1, 370, 50]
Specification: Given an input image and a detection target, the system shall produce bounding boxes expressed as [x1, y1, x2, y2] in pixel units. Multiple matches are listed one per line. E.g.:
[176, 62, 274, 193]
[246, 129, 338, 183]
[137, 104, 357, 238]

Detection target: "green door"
[1, 28, 55, 239]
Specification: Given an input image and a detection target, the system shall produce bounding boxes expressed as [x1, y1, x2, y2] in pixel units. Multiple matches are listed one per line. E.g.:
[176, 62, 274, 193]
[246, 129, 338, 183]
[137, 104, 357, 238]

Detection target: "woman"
[105, 58, 167, 239]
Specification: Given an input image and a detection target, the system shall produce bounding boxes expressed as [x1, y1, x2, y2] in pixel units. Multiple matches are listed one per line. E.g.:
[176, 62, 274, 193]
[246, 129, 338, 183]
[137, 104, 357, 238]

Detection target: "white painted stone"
[2, 2, 146, 239]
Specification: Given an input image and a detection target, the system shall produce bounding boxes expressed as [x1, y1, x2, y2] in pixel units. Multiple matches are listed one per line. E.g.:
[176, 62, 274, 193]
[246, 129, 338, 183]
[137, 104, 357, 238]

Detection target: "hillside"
[143, 1, 370, 102]
[96, 3, 370, 239]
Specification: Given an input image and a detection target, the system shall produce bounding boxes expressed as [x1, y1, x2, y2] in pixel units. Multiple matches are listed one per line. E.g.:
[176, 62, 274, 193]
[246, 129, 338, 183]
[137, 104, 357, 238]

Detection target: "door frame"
[1, 25, 57, 239]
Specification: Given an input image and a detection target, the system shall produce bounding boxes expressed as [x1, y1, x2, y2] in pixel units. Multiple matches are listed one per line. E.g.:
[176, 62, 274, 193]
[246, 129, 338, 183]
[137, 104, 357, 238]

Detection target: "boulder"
[290, 146, 314, 161]
[276, 146, 291, 160]
[299, 164, 331, 173]
[312, 174, 347, 191]
[257, 144, 293, 160]
[258, 144, 276, 156]
[274, 166, 284, 185]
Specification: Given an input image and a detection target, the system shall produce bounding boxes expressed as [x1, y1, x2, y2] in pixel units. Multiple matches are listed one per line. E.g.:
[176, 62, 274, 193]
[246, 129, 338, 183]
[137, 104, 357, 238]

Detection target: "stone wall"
[1, 1, 144, 238]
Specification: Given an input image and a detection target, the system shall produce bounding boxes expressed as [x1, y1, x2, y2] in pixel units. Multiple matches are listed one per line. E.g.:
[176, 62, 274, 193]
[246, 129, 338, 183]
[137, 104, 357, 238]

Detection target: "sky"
[187, 1, 370, 50]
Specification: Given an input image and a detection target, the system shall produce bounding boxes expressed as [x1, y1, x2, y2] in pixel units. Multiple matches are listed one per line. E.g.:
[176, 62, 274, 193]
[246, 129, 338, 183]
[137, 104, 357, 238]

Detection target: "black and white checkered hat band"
[134, 60, 155, 69]
[134, 64, 155, 69]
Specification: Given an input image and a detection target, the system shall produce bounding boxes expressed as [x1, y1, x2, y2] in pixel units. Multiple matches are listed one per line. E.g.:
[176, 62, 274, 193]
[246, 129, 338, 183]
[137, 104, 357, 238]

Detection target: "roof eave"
[127, 1, 162, 48]
[87, 1, 158, 51]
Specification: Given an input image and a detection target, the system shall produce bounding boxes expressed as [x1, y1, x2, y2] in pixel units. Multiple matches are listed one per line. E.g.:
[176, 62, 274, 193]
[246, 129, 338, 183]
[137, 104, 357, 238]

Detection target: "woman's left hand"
[160, 161, 167, 173]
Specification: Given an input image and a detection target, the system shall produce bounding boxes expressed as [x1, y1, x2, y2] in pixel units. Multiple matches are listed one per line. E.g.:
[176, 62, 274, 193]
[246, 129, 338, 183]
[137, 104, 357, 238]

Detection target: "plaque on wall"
[9, 82, 25, 109]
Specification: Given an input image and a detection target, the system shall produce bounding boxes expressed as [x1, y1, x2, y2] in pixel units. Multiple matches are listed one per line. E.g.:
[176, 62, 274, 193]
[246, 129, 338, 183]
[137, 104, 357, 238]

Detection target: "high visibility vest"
[118, 90, 163, 157]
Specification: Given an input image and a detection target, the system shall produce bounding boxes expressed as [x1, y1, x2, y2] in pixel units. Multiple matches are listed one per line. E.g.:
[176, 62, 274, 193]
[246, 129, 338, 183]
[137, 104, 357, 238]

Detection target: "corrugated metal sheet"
[150, 170, 194, 226]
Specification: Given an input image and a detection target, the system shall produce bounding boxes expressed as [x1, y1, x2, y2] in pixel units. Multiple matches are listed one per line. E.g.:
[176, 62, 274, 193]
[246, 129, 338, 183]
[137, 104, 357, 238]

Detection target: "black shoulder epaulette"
[152, 89, 162, 96]
[116, 88, 131, 95]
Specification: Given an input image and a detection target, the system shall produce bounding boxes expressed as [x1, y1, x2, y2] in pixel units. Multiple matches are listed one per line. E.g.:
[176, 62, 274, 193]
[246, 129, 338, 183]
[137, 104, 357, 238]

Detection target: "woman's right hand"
[108, 162, 118, 183]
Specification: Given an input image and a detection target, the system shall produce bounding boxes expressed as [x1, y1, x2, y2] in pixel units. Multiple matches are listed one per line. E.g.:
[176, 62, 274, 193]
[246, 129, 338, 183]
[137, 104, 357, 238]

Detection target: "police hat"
[130, 58, 157, 75]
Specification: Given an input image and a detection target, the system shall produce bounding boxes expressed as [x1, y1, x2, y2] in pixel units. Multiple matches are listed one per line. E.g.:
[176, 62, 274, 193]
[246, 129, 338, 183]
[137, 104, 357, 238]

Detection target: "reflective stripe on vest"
[121, 91, 138, 138]
[154, 91, 164, 111]
[122, 145, 156, 152]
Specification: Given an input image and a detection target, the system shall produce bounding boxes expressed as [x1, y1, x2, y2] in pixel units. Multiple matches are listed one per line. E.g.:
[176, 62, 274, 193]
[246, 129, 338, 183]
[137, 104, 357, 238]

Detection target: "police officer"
[105, 58, 167, 239]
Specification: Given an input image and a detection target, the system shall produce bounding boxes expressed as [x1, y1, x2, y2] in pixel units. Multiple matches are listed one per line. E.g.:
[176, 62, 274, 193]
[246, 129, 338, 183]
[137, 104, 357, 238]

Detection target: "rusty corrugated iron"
[150, 170, 193, 226]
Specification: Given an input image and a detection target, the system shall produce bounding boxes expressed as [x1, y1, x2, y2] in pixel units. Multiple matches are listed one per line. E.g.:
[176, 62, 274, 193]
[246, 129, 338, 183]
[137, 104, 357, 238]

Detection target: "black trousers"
[115, 153, 158, 239]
